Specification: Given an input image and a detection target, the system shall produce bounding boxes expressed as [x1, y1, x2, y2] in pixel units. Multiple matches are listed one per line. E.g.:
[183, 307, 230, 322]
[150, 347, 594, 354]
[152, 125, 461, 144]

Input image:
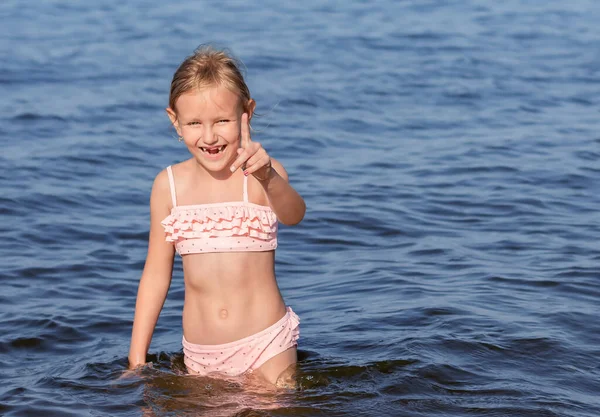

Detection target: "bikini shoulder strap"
[166, 165, 177, 207]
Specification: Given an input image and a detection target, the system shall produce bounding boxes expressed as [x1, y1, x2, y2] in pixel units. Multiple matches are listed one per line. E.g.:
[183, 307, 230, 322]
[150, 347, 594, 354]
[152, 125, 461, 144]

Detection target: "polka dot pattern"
[161, 165, 278, 256]
[176, 236, 277, 255]
[182, 307, 300, 377]
[163, 203, 276, 233]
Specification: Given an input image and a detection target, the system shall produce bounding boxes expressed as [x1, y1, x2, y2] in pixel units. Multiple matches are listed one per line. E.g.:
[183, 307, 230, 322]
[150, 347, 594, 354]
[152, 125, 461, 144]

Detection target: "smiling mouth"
[199, 145, 227, 154]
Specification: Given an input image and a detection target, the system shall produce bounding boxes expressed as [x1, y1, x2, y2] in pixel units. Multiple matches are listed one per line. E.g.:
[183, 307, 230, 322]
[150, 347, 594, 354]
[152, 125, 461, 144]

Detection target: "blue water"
[1, 1, 599, 416]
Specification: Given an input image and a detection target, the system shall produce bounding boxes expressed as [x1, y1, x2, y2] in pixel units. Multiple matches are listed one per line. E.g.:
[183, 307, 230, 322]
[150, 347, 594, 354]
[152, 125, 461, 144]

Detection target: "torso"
[165, 160, 286, 345]
[181, 250, 286, 344]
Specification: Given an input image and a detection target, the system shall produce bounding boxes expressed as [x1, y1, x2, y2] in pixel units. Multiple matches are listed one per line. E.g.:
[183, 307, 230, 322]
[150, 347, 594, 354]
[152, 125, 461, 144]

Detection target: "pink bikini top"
[161, 166, 278, 255]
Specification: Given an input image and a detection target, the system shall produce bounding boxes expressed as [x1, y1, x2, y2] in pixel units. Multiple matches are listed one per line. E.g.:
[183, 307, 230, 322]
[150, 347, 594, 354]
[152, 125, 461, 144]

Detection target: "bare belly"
[181, 250, 287, 345]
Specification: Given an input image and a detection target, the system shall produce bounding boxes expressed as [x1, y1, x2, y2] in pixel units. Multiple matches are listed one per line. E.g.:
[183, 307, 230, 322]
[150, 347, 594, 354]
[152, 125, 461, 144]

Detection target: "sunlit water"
[1, 0, 599, 416]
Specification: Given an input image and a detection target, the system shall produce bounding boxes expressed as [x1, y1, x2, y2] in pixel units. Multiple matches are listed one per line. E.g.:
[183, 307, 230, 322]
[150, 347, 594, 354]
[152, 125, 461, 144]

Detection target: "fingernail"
[230, 165, 235, 172]
[244, 171, 249, 176]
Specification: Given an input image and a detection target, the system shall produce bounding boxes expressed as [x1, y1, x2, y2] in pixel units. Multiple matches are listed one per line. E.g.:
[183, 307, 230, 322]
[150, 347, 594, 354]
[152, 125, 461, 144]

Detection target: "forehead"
[175, 85, 241, 117]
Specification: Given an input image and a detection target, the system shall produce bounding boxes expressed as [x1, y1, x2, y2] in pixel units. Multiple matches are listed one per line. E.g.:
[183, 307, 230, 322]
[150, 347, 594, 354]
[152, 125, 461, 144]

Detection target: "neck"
[193, 160, 236, 181]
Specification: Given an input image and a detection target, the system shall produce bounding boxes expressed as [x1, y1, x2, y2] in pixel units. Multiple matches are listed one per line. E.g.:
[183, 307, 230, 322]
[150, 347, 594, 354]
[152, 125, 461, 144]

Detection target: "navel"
[219, 309, 229, 319]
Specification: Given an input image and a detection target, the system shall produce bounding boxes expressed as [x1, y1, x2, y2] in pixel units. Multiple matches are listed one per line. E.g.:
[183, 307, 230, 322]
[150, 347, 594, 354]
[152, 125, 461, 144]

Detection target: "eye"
[217, 119, 230, 124]
[188, 121, 201, 126]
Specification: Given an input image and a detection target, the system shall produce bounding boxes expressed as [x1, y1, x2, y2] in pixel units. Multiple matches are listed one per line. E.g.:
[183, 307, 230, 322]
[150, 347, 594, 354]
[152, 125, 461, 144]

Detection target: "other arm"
[128, 170, 175, 368]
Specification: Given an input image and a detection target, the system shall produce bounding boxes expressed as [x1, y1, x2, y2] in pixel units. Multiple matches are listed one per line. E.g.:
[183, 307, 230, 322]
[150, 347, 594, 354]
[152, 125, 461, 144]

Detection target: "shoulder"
[152, 168, 168, 190]
[270, 157, 289, 181]
[153, 159, 193, 189]
[152, 159, 198, 207]
[149, 168, 172, 209]
[150, 161, 187, 209]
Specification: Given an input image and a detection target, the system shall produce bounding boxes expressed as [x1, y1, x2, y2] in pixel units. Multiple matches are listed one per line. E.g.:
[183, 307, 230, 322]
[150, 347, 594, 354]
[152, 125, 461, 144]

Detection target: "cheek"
[217, 124, 241, 143]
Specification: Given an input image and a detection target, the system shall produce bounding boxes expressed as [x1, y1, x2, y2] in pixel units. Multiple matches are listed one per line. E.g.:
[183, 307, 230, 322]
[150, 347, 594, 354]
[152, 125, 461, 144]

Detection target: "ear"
[165, 107, 182, 135]
[245, 99, 256, 120]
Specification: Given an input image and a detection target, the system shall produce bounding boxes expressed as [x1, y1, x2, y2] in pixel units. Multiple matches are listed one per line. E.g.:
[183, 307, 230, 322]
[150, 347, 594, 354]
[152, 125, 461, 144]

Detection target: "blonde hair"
[169, 45, 251, 114]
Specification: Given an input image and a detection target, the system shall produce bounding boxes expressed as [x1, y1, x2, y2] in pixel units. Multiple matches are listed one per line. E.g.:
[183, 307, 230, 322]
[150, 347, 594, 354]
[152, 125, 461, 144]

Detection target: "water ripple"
[1, 0, 600, 416]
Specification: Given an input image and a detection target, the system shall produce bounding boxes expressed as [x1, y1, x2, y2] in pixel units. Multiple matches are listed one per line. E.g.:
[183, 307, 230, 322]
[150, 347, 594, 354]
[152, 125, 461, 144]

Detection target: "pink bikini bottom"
[182, 307, 300, 377]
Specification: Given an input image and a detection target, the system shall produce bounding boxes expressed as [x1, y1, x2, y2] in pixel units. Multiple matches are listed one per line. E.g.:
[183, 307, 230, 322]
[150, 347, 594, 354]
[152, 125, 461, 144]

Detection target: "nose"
[200, 126, 218, 145]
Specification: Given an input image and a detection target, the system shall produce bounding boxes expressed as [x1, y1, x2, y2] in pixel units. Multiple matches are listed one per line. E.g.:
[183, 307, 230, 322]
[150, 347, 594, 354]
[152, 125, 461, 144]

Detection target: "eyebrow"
[182, 115, 236, 123]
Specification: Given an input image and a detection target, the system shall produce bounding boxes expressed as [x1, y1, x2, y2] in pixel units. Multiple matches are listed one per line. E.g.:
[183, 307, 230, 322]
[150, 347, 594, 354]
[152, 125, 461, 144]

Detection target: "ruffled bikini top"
[161, 166, 278, 255]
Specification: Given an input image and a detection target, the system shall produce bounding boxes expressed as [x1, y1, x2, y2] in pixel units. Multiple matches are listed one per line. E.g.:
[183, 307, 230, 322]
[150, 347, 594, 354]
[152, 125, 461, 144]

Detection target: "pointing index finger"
[241, 113, 251, 148]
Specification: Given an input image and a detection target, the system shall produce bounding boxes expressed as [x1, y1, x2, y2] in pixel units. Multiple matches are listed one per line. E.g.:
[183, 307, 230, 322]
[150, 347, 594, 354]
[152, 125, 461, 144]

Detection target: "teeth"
[200, 145, 226, 153]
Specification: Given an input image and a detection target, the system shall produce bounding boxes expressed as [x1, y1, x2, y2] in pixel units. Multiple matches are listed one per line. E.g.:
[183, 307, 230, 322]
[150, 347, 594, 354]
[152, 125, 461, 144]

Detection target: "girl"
[127, 45, 306, 386]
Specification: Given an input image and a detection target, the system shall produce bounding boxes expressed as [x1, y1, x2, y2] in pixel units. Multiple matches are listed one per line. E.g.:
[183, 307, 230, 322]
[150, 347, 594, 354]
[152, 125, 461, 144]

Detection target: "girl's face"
[167, 85, 254, 173]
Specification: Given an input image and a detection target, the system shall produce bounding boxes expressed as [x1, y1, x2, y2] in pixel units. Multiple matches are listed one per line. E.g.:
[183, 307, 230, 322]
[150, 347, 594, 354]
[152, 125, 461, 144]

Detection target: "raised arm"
[128, 169, 176, 368]
[230, 113, 306, 226]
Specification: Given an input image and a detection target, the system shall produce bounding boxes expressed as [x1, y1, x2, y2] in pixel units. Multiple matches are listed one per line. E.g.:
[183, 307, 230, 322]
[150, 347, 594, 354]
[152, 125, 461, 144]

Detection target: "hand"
[118, 362, 152, 380]
[230, 113, 272, 181]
